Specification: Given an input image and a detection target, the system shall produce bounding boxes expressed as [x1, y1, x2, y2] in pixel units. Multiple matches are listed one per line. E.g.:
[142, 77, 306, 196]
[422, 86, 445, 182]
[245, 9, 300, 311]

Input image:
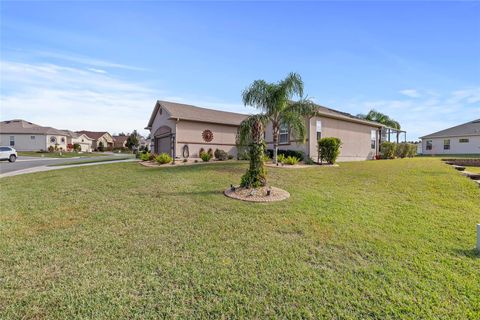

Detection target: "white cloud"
[348, 88, 480, 141]
[399, 89, 421, 98]
[87, 67, 107, 74]
[0, 60, 156, 135]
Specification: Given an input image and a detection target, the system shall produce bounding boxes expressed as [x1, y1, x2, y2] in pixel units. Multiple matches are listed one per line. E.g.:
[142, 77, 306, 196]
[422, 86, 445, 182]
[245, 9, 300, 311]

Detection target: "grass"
[47, 156, 133, 166]
[465, 166, 480, 174]
[0, 158, 479, 319]
[18, 151, 108, 158]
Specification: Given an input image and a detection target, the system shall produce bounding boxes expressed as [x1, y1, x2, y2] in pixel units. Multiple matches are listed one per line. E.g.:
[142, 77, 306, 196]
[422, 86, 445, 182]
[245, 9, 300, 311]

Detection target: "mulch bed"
[224, 186, 290, 202]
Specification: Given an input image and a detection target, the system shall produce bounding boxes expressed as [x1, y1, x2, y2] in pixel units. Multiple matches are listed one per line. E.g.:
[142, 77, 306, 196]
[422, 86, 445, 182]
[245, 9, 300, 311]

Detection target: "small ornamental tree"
[126, 130, 140, 150]
[318, 137, 342, 164]
[238, 114, 269, 188]
[98, 141, 105, 152]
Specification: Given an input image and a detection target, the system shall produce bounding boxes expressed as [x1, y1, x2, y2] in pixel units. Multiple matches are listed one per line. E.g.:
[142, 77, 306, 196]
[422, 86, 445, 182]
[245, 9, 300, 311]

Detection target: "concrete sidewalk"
[0, 159, 138, 178]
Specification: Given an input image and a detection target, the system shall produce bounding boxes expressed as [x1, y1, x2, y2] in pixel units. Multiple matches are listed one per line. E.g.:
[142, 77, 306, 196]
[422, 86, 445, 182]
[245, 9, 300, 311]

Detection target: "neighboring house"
[0, 119, 69, 151]
[62, 130, 94, 152]
[420, 119, 480, 155]
[146, 100, 384, 161]
[113, 135, 128, 148]
[76, 131, 114, 150]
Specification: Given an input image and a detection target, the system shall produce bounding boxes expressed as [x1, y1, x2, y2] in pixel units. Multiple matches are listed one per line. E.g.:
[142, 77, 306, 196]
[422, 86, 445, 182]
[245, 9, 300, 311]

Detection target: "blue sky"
[1, 1, 479, 139]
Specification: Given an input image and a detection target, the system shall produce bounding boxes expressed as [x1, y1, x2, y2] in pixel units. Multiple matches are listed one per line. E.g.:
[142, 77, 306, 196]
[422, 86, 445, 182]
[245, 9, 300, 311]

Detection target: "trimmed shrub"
[380, 141, 396, 159]
[277, 154, 286, 163]
[200, 151, 212, 162]
[395, 143, 410, 158]
[407, 144, 417, 158]
[155, 153, 172, 164]
[266, 149, 304, 161]
[283, 156, 300, 165]
[214, 149, 228, 161]
[48, 146, 55, 152]
[198, 148, 205, 157]
[73, 143, 81, 152]
[318, 137, 342, 164]
[227, 154, 234, 160]
[140, 152, 150, 161]
[207, 148, 214, 158]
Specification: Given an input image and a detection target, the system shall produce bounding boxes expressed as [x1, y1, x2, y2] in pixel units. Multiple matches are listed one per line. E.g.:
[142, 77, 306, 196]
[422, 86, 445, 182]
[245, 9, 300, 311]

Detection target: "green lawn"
[18, 151, 108, 158]
[465, 166, 480, 174]
[1, 158, 479, 319]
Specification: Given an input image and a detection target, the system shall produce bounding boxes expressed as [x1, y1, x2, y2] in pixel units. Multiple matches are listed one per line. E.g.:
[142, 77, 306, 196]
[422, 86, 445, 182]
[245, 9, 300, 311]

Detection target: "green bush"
[262, 153, 270, 162]
[214, 149, 228, 161]
[227, 154, 234, 160]
[277, 154, 286, 163]
[283, 156, 300, 165]
[140, 152, 150, 161]
[407, 144, 417, 158]
[73, 143, 81, 152]
[318, 137, 342, 164]
[207, 148, 214, 158]
[380, 142, 396, 159]
[97, 141, 105, 152]
[155, 153, 172, 164]
[198, 148, 205, 157]
[200, 151, 212, 162]
[48, 146, 55, 152]
[266, 149, 304, 160]
[303, 157, 315, 165]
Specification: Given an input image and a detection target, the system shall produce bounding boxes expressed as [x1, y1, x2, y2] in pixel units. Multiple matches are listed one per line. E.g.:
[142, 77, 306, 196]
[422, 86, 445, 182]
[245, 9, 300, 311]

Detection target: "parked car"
[0, 146, 17, 162]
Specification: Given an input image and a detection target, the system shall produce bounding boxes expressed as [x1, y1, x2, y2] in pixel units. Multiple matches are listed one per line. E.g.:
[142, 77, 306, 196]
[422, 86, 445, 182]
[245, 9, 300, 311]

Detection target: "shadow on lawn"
[453, 248, 479, 259]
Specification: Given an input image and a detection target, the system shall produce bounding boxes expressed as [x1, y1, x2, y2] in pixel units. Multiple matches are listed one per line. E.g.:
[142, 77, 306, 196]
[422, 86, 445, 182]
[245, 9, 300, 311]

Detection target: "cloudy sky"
[1, 1, 479, 139]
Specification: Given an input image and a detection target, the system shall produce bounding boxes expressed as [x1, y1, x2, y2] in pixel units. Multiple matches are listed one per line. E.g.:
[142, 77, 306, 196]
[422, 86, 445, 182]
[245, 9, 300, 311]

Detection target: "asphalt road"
[0, 155, 132, 174]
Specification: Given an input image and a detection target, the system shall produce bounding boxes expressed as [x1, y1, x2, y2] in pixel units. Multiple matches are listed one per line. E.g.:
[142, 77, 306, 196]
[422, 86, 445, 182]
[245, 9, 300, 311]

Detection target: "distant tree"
[118, 132, 127, 136]
[357, 109, 401, 129]
[126, 130, 140, 150]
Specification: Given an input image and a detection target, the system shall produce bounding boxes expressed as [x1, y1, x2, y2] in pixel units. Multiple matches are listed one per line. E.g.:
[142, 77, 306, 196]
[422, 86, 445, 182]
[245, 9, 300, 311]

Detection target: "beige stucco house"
[146, 100, 383, 161]
[420, 119, 480, 155]
[0, 119, 69, 151]
[62, 130, 94, 152]
[76, 131, 114, 151]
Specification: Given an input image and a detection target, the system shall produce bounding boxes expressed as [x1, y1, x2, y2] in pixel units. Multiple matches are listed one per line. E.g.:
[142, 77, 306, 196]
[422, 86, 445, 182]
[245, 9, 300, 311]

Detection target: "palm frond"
[237, 114, 269, 146]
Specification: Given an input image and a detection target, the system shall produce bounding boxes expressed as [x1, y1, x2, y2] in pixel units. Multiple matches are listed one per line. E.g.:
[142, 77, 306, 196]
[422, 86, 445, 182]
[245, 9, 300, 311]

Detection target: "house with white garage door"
[420, 119, 480, 155]
[0, 119, 69, 151]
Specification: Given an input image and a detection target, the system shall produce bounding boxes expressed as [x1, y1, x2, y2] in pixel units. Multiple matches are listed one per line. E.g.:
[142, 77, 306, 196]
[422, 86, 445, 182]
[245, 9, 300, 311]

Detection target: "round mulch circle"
[224, 186, 290, 202]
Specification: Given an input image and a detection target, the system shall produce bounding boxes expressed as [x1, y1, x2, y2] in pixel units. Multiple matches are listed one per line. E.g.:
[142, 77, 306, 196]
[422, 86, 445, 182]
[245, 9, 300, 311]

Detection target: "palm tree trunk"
[272, 123, 279, 164]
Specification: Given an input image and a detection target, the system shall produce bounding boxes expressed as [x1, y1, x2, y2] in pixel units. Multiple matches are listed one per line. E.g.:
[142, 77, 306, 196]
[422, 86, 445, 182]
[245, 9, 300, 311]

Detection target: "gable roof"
[146, 100, 248, 128]
[146, 100, 384, 129]
[420, 119, 480, 139]
[113, 135, 128, 143]
[0, 119, 68, 135]
[76, 130, 111, 140]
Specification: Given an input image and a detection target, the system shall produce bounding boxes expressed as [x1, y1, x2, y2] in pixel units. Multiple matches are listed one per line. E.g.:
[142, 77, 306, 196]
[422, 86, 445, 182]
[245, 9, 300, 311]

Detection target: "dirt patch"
[224, 186, 290, 202]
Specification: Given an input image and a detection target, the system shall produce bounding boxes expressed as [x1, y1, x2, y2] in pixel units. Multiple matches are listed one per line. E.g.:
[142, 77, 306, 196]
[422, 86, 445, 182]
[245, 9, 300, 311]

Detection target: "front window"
[371, 130, 376, 149]
[9, 136, 14, 146]
[61, 137, 65, 143]
[459, 138, 469, 143]
[444, 139, 450, 150]
[279, 123, 289, 144]
[31, 136, 35, 140]
[426, 140, 432, 150]
[316, 120, 322, 141]
[50, 136, 57, 143]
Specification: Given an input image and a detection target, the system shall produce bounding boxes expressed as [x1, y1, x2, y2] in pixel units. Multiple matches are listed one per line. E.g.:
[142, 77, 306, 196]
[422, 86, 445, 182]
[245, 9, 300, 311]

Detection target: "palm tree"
[357, 109, 401, 129]
[237, 114, 269, 188]
[242, 72, 316, 164]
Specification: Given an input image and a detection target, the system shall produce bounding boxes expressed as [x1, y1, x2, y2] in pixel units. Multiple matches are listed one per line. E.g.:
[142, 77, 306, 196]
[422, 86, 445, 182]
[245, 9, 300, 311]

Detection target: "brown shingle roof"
[0, 119, 68, 135]
[146, 100, 384, 129]
[113, 135, 128, 143]
[420, 119, 480, 139]
[76, 130, 110, 140]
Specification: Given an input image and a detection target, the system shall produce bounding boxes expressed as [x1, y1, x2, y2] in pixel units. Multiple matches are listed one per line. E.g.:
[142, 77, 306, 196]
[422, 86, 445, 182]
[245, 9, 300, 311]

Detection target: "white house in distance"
[62, 130, 94, 152]
[420, 119, 480, 155]
[0, 119, 70, 151]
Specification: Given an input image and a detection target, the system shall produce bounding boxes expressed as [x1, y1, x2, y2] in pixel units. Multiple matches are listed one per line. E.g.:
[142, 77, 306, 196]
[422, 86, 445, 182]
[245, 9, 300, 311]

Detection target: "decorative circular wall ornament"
[50, 136, 57, 143]
[202, 129, 213, 142]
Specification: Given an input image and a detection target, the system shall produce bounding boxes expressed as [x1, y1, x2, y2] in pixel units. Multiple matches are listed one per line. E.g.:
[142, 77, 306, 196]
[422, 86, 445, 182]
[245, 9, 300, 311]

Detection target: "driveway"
[0, 154, 135, 175]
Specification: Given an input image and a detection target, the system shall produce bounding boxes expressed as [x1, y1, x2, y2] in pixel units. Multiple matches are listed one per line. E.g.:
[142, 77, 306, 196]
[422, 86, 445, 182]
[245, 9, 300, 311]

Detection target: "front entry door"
[156, 136, 171, 155]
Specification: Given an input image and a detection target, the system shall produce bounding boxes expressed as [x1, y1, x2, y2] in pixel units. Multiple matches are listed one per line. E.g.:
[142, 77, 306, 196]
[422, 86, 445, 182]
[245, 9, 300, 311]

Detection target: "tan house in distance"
[113, 135, 128, 148]
[77, 131, 114, 151]
[0, 119, 69, 151]
[146, 100, 383, 161]
[62, 130, 94, 152]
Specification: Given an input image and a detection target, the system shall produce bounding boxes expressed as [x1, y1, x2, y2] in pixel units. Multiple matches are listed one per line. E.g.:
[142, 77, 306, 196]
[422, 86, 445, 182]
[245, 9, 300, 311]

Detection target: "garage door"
[156, 136, 171, 155]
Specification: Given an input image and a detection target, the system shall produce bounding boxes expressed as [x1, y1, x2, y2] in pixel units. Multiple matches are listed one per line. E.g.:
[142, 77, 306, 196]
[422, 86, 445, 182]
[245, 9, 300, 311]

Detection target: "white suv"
[0, 146, 17, 162]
